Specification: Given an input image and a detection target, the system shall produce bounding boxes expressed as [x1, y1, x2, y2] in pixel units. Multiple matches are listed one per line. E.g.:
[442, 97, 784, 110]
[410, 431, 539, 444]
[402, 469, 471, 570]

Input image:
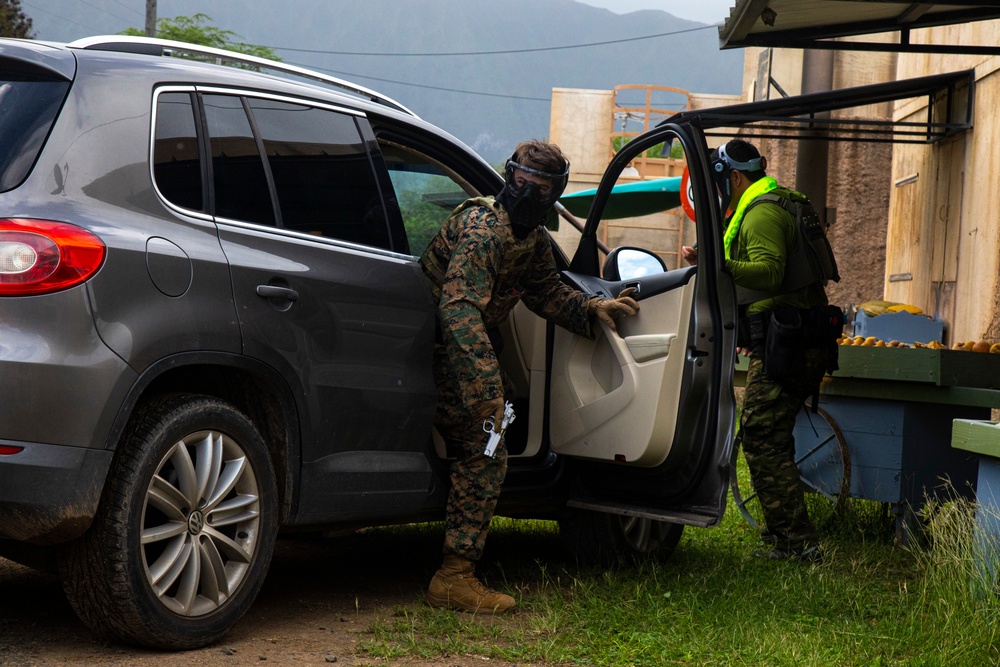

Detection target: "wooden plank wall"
[889, 23, 1000, 343]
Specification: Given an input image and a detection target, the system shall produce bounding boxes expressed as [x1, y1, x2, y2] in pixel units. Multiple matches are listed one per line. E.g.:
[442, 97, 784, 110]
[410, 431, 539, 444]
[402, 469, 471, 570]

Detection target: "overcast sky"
[575, 0, 733, 24]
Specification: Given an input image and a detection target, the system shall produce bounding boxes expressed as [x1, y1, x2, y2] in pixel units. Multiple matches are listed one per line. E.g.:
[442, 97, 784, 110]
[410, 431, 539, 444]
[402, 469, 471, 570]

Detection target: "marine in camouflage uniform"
[713, 139, 836, 560]
[419, 141, 639, 612]
[420, 196, 593, 561]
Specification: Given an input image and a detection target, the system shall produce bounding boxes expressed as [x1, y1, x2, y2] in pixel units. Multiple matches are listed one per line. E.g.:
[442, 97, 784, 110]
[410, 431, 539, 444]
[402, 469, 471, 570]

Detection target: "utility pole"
[145, 0, 157, 37]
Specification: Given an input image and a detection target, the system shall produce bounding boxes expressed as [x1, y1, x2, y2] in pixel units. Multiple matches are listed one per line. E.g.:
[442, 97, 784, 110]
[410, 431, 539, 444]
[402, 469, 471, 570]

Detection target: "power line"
[74, 0, 135, 25]
[109, 0, 145, 19]
[284, 60, 551, 103]
[20, 2, 702, 106]
[269, 24, 716, 57]
[23, 1, 106, 33]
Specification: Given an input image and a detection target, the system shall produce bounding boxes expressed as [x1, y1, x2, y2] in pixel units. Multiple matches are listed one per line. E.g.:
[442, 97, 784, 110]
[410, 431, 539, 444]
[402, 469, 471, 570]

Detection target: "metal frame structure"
[663, 69, 974, 145]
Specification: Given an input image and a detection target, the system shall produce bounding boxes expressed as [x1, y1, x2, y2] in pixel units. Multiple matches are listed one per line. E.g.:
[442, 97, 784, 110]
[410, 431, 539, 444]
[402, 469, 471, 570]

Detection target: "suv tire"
[559, 509, 684, 567]
[60, 394, 278, 649]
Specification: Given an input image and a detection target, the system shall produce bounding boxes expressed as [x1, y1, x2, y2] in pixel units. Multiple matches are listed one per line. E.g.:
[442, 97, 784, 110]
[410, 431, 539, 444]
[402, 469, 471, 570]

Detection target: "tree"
[0, 0, 33, 39]
[122, 14, 279, 63]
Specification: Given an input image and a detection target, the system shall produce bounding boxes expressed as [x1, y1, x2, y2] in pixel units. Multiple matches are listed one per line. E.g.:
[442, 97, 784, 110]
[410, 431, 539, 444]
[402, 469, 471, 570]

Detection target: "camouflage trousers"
[741, 346, 831, 551]
[433, 343, 508, 562]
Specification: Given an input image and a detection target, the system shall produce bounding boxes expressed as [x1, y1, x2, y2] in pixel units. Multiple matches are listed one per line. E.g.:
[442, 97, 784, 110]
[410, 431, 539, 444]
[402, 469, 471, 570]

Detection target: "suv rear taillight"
[0, 219, 105, 296]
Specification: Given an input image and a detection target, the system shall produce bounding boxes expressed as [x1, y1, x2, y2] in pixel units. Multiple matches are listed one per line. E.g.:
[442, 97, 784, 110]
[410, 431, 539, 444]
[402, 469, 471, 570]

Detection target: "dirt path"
[0, 529, 546, 666]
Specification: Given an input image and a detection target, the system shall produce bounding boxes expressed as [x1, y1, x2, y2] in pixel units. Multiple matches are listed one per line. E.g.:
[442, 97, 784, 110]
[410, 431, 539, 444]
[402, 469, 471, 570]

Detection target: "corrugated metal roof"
[720, 1, 1000, 55]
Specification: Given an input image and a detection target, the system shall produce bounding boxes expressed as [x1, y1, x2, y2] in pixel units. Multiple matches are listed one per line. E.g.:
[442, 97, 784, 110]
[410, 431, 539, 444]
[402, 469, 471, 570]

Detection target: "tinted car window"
[379, 142, 475, 257]
[153, 92, 204, 212]
[248, 98, 390, 248]
[0, 75, 70, 192]
[203, 94, 275, 225]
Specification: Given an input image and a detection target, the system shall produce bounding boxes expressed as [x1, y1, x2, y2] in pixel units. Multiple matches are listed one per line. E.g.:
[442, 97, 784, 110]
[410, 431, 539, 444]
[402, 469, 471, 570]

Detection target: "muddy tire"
[61, 394, 278, 649]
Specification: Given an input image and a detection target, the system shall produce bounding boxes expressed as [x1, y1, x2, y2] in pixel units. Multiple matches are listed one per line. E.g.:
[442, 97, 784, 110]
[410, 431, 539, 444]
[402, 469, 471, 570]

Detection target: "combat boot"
[425, 554, 516, 614]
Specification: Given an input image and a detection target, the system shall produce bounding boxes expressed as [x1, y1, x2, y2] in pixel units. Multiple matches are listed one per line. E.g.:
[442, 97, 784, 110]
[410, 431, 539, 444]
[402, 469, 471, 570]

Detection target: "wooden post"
[145, 0, 157, 38]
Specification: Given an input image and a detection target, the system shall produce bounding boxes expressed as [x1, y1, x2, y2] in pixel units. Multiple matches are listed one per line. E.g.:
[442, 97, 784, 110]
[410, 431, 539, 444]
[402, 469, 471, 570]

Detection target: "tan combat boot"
[425, 554, 516, 614]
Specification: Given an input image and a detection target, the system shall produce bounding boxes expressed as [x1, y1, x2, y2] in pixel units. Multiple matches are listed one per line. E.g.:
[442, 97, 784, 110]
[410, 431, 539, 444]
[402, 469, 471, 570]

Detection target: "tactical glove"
[588, 287, 640, 331]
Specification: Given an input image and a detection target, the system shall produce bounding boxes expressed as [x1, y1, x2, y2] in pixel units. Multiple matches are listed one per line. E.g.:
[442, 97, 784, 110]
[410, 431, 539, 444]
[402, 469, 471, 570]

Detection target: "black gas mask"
[710, 142, 764, 213]
[495, 155, 569, 238]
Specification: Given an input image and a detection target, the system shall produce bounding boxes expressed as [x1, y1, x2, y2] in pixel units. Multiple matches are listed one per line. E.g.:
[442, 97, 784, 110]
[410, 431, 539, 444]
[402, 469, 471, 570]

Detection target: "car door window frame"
[368, 134, 490, 258]
[149, 86, 213, 222]
[152, 85, 408, 254]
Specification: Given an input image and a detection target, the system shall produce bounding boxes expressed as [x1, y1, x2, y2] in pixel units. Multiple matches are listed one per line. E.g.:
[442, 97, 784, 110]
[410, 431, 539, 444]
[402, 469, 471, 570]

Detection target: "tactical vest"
[735, 191, 840, 305]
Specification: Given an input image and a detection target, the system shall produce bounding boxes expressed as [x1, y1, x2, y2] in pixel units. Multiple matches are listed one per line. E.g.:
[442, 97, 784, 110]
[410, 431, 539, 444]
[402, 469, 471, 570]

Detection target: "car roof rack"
[67, 35, 416, 117]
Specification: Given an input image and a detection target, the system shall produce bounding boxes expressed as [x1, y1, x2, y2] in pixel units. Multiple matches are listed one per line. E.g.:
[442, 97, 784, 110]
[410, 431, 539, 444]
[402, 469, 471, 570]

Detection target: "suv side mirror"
[603, 247, 667, 281]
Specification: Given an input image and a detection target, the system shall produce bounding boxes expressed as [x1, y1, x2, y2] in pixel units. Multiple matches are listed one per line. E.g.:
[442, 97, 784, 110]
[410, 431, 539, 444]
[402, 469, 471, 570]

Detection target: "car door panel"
[220, 226, 439, 522]
[552, 122, 736, 525]
[550, 268, 695, 466]
[197, 91, 442, 524]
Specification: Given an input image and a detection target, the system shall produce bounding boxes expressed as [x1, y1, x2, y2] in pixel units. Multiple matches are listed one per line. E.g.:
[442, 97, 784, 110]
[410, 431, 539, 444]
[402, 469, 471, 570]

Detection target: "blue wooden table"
[736, 347, 1000, 543]
[952, 419, 1000, 590]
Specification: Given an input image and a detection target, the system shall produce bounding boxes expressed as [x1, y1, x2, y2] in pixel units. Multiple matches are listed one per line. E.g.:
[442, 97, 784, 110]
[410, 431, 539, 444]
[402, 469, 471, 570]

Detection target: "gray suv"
[0, 36, 736, 648]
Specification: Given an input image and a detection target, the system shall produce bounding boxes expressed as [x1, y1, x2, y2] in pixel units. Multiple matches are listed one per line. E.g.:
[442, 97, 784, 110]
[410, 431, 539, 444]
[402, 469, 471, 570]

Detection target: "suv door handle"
[256, 285, 299, 302]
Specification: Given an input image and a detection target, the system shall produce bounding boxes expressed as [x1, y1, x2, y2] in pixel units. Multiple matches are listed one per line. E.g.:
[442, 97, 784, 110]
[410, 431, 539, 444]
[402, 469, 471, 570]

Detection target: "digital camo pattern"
[420, 197, 594, 560]
[421, 197, 592, 407]
[741, 346, 831, 551]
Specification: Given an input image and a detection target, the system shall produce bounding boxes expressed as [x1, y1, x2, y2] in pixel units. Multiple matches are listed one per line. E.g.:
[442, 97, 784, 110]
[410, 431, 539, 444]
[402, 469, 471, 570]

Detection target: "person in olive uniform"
[420, 140, 639, 612]
[682, 139, 837, 563]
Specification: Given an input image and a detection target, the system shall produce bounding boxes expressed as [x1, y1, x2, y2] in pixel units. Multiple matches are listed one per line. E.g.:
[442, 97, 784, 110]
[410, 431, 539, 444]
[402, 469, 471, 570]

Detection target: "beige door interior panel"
[508, 300, 547, 372]
[503, 302, 549, 458]
[549, 277, 695, 466]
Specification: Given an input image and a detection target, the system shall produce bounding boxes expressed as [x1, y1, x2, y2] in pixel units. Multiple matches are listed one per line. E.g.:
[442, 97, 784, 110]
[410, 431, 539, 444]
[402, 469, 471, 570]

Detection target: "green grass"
[353, 468, 1000, 666]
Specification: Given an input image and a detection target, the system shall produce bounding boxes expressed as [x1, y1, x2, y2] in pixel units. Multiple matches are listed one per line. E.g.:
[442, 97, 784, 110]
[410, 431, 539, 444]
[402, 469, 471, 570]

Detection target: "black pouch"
[804, 304, 844, 374]
[763, 307, 804, 382]
[804, 304, 845, 344]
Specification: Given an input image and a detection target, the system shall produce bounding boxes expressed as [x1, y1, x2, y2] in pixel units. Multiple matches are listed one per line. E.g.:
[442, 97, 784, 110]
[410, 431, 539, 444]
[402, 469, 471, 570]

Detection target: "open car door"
[551, 121, 738, 529]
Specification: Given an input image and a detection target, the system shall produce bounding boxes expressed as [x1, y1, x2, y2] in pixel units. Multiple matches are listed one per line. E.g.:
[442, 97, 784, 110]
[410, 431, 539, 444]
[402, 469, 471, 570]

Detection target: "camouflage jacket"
[419, 197, 593, 403]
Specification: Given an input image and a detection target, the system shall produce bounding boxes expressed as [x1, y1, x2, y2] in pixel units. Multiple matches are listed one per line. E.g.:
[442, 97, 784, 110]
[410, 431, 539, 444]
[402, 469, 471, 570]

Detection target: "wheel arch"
[107, 352, 301, 524]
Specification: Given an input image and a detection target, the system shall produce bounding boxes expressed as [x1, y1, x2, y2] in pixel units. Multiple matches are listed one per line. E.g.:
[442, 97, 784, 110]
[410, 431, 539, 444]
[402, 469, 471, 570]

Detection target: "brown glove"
[475, 397, 506, 431]
[587, 287, 640, 331]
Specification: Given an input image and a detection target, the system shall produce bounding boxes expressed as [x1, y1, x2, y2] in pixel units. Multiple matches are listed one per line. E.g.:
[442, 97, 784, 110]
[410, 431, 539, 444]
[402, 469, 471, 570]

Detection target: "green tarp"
[559, 176, 682, 219]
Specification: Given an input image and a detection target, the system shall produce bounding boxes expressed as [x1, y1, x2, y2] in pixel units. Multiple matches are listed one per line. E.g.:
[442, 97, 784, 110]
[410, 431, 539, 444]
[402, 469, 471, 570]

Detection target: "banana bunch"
[856, 300, 924, 316]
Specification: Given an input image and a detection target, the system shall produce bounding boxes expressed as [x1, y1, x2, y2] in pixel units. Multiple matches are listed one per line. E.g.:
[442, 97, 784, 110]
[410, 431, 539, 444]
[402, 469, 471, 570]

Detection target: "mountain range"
[27, 0, 742, 163]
